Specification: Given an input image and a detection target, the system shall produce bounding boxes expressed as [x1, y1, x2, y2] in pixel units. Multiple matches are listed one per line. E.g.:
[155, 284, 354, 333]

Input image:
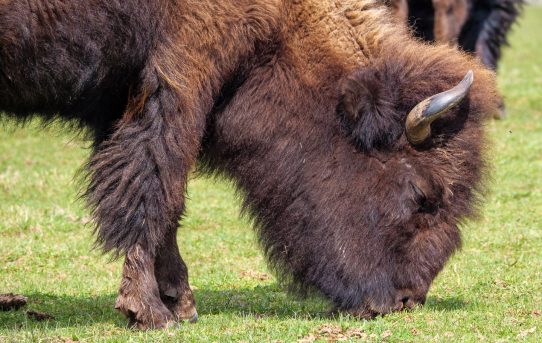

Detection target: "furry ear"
[336, 65, 404, 153]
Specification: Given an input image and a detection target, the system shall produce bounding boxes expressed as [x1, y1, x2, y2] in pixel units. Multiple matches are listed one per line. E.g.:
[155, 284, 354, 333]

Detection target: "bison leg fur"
[155, 226, 198, 323]
[85, 69, 204, 329]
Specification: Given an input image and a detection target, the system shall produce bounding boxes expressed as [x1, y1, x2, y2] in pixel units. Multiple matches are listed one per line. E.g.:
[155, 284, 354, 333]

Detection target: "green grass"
[1, 7, 541, 342]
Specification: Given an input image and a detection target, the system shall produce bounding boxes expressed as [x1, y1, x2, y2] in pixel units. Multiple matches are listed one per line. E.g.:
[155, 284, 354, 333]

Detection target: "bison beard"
[0, 0, 499, 329]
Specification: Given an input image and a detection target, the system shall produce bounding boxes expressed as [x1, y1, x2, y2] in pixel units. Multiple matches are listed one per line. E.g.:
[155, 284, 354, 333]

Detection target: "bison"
[389, 0, 524, 70]
[0, 0, 499, 329]
[385, 0, 523, 117]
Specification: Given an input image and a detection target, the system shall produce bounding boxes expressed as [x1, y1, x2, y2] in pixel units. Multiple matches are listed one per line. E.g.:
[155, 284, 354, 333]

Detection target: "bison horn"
[405, 70, 474, 145]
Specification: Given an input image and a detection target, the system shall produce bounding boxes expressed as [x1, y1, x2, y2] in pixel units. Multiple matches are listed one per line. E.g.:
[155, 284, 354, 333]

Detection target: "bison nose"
[394, 290, 426, 311]
[391, 296, 411, 312]
[401, 297, 417, 310]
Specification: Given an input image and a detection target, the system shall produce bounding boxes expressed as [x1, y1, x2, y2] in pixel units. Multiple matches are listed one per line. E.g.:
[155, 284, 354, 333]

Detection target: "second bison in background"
[385, 0, 523, 117]
[0, 0, 499, 329]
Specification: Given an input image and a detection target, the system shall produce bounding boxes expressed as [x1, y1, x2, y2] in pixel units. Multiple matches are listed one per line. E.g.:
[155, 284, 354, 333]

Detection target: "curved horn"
[405, 70, 474, 145]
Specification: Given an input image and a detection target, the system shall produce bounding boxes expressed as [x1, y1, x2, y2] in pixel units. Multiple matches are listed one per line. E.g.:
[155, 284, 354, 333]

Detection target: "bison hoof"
[115, 294, 175, 330]
[493, 99, 507, 120]
[159, 286, 198, 323]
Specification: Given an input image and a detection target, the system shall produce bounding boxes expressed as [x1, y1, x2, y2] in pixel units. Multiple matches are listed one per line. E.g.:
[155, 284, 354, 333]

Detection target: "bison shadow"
[0, 287, 470, 329]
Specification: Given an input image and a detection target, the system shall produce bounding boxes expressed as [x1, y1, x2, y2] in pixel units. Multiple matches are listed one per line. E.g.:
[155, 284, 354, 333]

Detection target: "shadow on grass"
[0, 287, 469, 330]
[194, 286, 330, 318]
[424, 296, 470, 312]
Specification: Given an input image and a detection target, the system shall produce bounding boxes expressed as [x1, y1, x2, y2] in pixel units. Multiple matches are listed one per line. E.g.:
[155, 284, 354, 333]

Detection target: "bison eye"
[409, 181, 439, 214]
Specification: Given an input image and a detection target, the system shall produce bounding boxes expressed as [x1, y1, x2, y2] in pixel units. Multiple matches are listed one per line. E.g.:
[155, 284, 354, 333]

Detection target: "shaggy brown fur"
[1, 0, 498, 329]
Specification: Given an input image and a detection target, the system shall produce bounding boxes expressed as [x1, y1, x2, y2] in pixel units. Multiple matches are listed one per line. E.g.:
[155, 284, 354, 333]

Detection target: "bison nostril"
[392, 296, 411, 312]
[392, 300, 404, 311]
[395, 296, 411, 311]
[404, 297, 420, 309]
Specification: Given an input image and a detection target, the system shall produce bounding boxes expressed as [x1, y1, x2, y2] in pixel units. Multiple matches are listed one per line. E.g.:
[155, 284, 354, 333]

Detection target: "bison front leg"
[86, 75, 204, 329]
[155, 226, 198, 323]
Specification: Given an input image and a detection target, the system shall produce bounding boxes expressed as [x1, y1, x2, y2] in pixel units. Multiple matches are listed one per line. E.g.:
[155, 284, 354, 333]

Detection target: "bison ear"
[337, 68, 404, 153]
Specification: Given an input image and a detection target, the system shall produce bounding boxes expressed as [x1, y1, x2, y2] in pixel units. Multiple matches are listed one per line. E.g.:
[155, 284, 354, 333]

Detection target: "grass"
[1, 6, 541, 342]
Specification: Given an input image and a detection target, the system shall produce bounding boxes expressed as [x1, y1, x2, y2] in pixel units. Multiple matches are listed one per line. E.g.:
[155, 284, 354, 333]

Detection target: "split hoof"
[394, 289, 426, 311]
[159, 284, 198, 323]
[115, 294, 175, 330]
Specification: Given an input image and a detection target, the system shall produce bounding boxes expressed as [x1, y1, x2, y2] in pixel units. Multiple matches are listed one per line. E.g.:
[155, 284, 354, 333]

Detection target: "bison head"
[201, 11, 499, 319]
[331, 45, 498, 316]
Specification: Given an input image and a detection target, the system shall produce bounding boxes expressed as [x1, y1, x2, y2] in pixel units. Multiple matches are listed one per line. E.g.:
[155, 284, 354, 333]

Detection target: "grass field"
[1, 7, 541, 343]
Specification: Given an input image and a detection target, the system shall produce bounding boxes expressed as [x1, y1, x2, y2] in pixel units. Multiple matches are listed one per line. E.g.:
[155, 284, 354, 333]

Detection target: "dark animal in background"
[0, 0, 499, 329]
[387, 0, 470, 45]
[385, 0, 523, 117]
[459, 0, 524, 70]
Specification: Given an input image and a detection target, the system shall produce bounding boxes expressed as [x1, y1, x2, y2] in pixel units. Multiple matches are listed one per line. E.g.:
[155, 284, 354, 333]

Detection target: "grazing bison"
[459, 0, 524, 70]
[0, 0, 499, 329]
[386, 0, 469, 44]
[385, 0, 523, 117]
[390, 0, 524, 69]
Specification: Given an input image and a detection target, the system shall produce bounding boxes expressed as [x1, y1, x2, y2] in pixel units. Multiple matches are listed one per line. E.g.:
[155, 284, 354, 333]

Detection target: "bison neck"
[199, 30, 394, 302]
